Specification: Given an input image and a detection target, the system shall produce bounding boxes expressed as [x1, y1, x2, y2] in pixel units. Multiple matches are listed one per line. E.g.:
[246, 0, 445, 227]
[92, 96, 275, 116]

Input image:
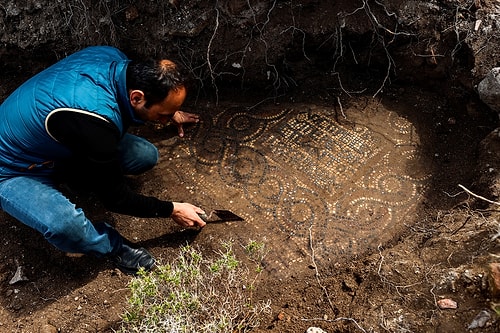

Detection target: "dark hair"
[126, 59, 186, 108]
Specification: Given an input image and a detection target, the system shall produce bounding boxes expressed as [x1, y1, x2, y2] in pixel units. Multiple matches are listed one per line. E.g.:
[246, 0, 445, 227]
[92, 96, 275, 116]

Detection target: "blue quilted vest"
[0, 46, 140, 177]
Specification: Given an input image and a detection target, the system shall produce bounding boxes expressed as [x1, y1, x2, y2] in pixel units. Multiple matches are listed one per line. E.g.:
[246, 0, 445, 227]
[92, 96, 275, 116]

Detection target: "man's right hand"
[170, 202, 206, 228]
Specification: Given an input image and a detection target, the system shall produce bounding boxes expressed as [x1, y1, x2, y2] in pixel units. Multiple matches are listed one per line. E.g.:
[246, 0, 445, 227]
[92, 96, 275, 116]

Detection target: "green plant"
[118, 241, 270, 333]
[492, 302, 500, 317]
[244, 239, 268, 273]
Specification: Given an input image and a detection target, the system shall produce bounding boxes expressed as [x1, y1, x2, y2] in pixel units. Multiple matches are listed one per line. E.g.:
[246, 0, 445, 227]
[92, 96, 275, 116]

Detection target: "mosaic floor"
[154, 102, 430, 274]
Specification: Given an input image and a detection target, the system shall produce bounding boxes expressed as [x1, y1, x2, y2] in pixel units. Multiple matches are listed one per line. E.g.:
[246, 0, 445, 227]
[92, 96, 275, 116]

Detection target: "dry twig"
[306, 225, 368, 332]
[458, 184, 500, 206]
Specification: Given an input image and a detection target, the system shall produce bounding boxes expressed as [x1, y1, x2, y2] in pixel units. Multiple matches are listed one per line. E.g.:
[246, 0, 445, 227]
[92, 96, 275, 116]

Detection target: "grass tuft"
[118, 241, 270, 333]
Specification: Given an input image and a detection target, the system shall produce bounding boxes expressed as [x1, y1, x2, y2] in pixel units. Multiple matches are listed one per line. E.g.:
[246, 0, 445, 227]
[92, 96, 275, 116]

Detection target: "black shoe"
[111, 243, 156, 275]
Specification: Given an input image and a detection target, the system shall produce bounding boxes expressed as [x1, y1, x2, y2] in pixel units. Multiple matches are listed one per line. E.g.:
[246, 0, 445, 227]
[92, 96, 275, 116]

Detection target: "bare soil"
[1, 84, 499, 333]
[1, 1, 500, 332]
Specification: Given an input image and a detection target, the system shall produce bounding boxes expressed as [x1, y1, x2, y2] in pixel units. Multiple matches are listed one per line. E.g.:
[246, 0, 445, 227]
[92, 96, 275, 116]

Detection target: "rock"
[467, 309, 491, 329]
[9, 266, 28, 285]
[40, 323, 58, 333]
[478, 67, 500, 112]
[437, 298, 457, 309]
[488, 262, 500, 297]
[125, 5, 139, 21]
[35, 319, 58, 333]
[306, 327, 327, 333]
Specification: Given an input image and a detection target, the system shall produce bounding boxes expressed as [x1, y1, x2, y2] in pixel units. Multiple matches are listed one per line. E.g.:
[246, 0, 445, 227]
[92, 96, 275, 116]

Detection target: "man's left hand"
[171, 111, 200, 137]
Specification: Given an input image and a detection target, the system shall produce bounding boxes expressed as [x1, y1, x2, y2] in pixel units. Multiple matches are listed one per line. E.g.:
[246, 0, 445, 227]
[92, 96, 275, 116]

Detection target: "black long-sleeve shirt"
[46, 110, 174, 217]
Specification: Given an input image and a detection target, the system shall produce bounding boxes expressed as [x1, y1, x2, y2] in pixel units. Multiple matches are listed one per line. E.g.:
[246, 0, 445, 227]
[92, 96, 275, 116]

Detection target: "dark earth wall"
[0, 0, 499, 101]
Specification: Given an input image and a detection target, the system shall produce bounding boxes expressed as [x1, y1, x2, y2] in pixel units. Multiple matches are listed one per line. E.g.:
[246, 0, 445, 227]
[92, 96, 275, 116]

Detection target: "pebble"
[478, 67, 500, 112]
[468, 309, 491, 329]
[306, 327, 327, 333]
[40, 323, 58, 333]
[488, 262, 500, 297]
[9, 266, 28, 285]
[437, 298, 457, 309]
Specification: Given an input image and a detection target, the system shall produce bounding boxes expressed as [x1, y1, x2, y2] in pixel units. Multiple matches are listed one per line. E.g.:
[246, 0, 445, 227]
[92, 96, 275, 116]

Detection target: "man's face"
[132, 86, 186, 124]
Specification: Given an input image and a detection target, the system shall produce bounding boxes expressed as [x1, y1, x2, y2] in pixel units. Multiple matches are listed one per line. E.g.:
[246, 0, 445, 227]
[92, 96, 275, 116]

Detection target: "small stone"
[306, 327, 327, 333]
[478, 67, 500, 112]
[488, 262, 500, 297]
[125, 5, 139, 21]
[9, 266, 28, 285]
[40, 323, 58, 333]
[277, 312, 285, 321]
[65, 252, 84, 258]
[437, 298, 457, 309]
[468, 309, 491, 329]
[168, 0, 180, 8]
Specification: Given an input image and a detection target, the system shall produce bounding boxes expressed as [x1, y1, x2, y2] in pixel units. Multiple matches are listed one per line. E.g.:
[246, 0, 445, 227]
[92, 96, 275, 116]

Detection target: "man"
[0, 46, 207, 274]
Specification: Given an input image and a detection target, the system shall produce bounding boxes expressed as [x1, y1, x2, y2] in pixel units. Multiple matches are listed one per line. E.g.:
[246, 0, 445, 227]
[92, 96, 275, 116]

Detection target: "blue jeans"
[0, 134, 158, 256]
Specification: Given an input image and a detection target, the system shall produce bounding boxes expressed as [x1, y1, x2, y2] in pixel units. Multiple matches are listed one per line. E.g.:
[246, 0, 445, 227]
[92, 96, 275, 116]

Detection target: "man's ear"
[129, 90, 145, 107]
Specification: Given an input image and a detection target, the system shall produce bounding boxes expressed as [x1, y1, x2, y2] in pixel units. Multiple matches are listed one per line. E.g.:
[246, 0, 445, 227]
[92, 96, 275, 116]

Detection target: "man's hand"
[170, 202, 206, 228]
[171, 111, 200, 138]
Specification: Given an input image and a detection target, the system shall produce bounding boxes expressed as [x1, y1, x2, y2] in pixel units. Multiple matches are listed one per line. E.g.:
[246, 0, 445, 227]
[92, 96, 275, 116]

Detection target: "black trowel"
[198, 210, 244, 223]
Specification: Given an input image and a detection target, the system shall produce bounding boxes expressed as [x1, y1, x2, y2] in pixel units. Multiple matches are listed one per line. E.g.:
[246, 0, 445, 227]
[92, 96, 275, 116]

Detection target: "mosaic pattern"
[155, 103, 430, 274]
